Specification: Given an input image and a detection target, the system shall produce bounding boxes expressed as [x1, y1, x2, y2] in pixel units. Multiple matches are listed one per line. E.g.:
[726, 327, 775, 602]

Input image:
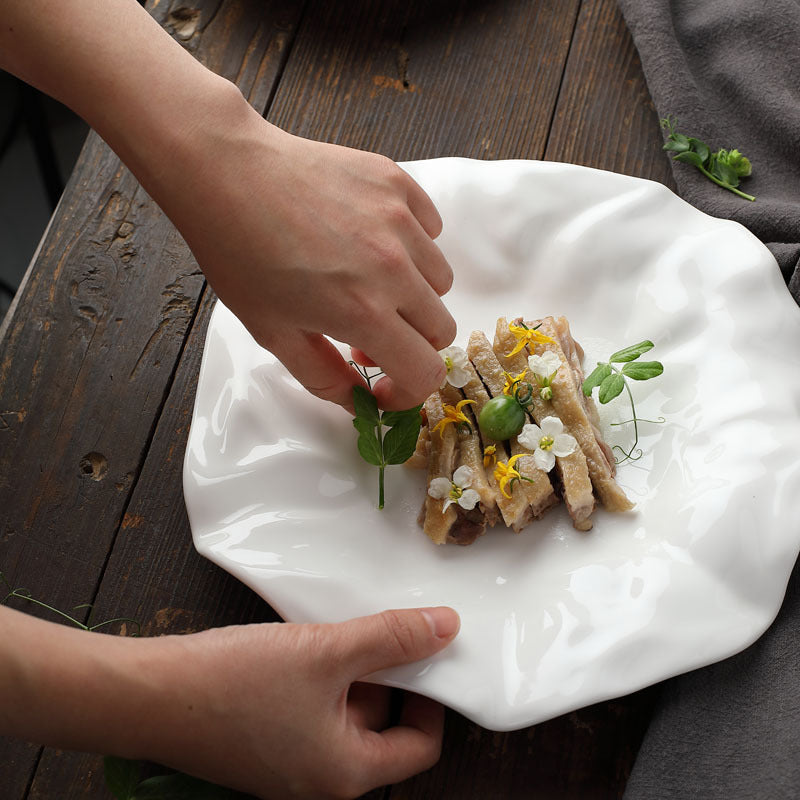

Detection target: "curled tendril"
[513, 382, 535, 407]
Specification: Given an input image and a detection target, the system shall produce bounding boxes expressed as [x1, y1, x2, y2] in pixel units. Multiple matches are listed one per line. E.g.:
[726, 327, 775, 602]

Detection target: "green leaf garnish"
[660, 117, 755, 201]
[582, 341, 664, 463]
[608, 340, 654, 363]
[581, 363, 612, 395]
[383, 413, 423, 465]
[350, 367, 423, 509]
[103, 756, 141, 800]
[598, 373, 625, 404]
[621, 361, 664, 381]
[352, 384, 380, 426]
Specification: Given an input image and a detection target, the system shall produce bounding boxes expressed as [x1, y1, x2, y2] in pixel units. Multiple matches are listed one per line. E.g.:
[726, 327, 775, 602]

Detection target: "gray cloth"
[615, 1, 800, 797]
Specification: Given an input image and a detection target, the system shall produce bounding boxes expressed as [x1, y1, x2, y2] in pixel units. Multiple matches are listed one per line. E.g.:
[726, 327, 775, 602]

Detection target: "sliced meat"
[441, 381, 499, 528]
[526, 317, 634, 513]
[494, 318, 595, 531]
[466, 331, 558, 524]
[421, 392, 458, 544]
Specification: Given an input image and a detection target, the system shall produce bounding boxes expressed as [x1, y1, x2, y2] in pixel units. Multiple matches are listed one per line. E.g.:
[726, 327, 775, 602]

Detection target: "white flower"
[528, 351, 561, 401]
[528, 351, 561, 381]
[517, 416, 577, 472]
[439, 346, 470, 389]
[428, 465, 481, 512]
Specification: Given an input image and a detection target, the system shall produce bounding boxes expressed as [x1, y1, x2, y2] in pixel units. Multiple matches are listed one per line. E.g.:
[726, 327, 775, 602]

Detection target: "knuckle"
[379, 609, 419, 662]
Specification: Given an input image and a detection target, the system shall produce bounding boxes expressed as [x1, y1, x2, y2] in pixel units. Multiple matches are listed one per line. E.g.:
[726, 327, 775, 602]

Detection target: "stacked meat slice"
[413, 316, 633, 545]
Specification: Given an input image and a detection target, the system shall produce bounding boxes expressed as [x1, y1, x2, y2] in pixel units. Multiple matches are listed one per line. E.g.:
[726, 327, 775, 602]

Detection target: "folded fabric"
[615, 1, 800, 797]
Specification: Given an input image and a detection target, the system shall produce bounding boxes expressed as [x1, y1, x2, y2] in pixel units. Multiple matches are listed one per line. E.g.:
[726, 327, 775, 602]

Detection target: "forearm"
[0, 605, 175, 758]
[0, 0, 264, 229]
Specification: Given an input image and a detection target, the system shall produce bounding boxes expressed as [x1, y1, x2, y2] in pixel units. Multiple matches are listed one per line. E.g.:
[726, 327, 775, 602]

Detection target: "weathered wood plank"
[268, 0, 581, 160]
[545, 0, 675, 186]
[0, 1, 306, 796]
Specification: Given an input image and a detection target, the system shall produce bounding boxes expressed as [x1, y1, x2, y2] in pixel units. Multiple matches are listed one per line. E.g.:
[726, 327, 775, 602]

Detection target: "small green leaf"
[598, 373, 625, 404]
[663, 139, 688, 153]
[621, 361, 664, 380]
[608, 341, 654, 363]
[381, 405, 422, 428]
[103, 757, 141, 800]
[356, 431, 383, 466]
[352, 416, 375, 437]
[688, 137, 710, 164]
[582, 363, 612, 396]
[663, 132, 691, 152]
[133, 772, 243, 799]
[352, 385, 380, 426]
[383, 418, 423, 465]
[674, 150, 704, 167]
[711, 158, 740, 187]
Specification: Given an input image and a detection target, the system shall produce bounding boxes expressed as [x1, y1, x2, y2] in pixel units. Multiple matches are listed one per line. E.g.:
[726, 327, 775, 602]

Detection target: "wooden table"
[0, 1, 676, 797]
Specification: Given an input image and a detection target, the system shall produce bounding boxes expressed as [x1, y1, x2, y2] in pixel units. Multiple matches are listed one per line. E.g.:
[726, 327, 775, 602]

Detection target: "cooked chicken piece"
[485, 323, 593, 531]
[549, 315, 616, 473]
[466, 331, 558, 524]
[421, 392, 458, 544]
[405, 424, 430, 470]
[525, 317, 634, 513]
[440, 382, 499, 528]
[458, 355, 534, 532]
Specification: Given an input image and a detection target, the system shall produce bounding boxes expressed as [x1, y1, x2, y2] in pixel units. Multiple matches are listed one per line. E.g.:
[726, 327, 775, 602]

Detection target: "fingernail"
[421, 607, 460, 639]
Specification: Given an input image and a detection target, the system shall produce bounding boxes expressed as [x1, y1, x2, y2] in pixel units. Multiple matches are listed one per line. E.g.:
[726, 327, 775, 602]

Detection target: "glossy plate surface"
[184, 159, 800, 731]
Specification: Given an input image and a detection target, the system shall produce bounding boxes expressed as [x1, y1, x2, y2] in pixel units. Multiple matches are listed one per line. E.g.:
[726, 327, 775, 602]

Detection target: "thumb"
[335, 607, 460, 680]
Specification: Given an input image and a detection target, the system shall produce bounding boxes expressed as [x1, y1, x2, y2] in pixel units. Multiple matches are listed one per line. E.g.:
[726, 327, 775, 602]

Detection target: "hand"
[2, 3, 455, 411]
[147, 607, 461, 799]
[166, 101, 457, 411]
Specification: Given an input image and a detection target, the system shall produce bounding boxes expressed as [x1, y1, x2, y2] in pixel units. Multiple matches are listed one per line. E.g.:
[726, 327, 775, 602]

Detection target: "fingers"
[267, 329, 365, 410]
[349, 347, 377, 368]
[334, 607, 460, 681]
[364, 321, 445, 410]
[346, 682, 392, 731]
[357, 693, 445, 788]
[401, 169, 443, 240]
[402, 216, 453, 297]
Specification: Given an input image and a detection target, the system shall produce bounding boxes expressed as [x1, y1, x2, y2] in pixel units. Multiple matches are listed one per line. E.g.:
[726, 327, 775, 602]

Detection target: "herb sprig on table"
[350, 363, 423, 510]
[582, 341, 664, 464]
[660, 116, 755, 202]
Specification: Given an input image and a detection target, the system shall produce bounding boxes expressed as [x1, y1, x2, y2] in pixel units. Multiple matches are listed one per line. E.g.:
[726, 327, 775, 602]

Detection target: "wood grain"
[0, 1, 305, 796]
[545, 0, 675, 186]
[267, 0, 581, 160]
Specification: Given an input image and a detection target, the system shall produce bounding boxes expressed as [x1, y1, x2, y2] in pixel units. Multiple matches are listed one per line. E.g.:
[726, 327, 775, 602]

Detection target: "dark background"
[0, 71, 88, 322]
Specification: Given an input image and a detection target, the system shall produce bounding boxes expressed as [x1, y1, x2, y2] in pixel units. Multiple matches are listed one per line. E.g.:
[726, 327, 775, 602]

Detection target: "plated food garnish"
[411, 316, 639, 545]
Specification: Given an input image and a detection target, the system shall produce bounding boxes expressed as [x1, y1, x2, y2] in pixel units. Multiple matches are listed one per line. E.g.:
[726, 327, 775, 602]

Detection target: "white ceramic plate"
[183, 159, 800, 731]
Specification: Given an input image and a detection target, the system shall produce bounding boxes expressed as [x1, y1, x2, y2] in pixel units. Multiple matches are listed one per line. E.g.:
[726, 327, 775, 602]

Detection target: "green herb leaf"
[381, 405, 422, 428]
[688, 137, 710, 164]
[608, 341, 654, 363]
[103, 757, 141, 800]
[598, 373, 625, 404]
[582, 363, 612, 396]
[351, 383, 423, 506]
[674, 150, 704, 168]
[664, 132, 691, 152]
[621, 361, 664, 380]
[133, 772, 244, 799]
[660, 117, 755, 201]
[710, 157, 740, 187]
[352, 385, 380, 426]
[356, 430, 383, 466]
[383, 418, 423, 465]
